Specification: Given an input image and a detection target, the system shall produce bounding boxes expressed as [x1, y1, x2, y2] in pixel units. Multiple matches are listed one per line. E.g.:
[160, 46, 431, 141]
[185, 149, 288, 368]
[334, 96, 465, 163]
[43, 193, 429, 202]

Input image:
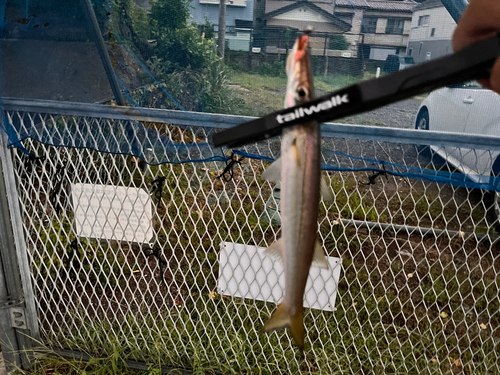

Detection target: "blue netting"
[1, 0, 499, 193]
[3, 107, 500, 192]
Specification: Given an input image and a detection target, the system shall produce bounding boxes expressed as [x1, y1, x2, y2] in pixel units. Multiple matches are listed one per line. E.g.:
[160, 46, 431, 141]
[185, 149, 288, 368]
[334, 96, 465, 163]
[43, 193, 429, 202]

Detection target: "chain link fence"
[2, 102, 499, 374]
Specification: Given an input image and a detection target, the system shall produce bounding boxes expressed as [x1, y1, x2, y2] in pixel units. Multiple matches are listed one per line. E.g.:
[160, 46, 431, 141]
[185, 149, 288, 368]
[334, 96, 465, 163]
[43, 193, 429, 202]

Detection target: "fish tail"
[261, 303, 305, 351]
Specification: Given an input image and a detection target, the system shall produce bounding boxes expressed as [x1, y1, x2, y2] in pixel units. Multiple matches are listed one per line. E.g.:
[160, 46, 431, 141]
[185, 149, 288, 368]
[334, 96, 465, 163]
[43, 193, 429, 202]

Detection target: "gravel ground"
[340, 97, 424, 129]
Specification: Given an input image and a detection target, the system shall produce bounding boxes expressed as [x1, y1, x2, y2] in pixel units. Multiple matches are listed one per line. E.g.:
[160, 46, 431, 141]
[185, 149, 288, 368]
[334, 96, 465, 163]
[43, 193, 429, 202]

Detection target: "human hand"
[452, 0, 500, 94]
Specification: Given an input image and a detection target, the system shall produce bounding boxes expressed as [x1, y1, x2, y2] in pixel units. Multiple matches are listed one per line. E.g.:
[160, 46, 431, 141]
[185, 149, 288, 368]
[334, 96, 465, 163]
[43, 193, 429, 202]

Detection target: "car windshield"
[403, 57, 414, 64]
[450, 81, 484, 89]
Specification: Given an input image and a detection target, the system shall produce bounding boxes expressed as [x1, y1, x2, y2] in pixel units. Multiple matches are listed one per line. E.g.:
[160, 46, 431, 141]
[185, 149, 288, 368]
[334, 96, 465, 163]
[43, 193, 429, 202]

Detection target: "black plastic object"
[212, 34, 500, 148]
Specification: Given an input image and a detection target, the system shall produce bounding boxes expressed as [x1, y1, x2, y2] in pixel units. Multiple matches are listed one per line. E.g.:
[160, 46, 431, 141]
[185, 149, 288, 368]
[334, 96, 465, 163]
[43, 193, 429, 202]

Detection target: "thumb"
[489, 58, 500, 95]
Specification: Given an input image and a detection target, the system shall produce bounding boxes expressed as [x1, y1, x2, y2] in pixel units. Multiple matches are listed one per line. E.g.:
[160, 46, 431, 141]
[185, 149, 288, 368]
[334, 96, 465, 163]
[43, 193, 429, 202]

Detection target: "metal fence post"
[0, 131, 40, 372]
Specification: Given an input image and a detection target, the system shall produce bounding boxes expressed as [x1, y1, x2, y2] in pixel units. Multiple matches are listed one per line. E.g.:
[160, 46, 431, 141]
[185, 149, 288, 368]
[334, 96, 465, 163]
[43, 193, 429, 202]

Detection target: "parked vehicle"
[415, 81, 500, 227]
[383, 55, 415, 73]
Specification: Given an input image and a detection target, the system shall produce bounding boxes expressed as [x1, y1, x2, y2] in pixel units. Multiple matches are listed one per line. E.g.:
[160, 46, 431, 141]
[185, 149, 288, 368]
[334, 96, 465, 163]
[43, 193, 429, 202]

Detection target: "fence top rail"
[3, 97, 500, 151]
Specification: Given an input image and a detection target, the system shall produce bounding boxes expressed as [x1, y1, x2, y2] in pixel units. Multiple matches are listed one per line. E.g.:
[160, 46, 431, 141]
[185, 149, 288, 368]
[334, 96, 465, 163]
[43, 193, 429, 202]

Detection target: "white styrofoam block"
[72, 183, 153, 244]
[217, 242, 342, 311]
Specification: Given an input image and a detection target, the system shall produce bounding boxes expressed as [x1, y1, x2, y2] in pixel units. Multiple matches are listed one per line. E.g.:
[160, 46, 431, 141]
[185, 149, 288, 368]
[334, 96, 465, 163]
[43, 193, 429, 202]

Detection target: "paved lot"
[342, 97, 424, 129]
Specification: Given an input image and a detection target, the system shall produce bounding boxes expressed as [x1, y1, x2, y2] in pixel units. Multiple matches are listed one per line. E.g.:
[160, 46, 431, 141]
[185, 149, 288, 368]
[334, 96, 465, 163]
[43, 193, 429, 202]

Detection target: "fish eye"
[297, 87, 307, 98]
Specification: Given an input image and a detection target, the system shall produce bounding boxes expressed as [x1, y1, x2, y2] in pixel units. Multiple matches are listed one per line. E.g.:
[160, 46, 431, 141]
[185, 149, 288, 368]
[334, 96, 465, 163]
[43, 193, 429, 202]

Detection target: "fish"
[260, 30, 333, 351]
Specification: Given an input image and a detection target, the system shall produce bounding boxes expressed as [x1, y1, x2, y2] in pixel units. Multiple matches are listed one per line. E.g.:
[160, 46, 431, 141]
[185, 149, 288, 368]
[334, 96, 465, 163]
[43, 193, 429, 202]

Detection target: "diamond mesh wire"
[7, 109, 500, 374]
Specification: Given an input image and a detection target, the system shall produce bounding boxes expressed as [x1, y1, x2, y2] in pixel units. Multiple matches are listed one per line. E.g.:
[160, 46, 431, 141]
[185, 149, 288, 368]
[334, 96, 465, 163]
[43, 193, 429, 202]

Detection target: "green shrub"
[256, 60, 286, 78]
[328, 34, 350, 50]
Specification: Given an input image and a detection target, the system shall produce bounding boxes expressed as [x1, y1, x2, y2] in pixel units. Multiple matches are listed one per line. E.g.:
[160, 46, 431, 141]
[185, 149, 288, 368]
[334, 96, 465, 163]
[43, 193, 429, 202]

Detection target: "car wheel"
[488, 159, 500, 231]
[415, 108, 431, 157]
[489, 189, 500, 231]
[415, 108, 429, 131]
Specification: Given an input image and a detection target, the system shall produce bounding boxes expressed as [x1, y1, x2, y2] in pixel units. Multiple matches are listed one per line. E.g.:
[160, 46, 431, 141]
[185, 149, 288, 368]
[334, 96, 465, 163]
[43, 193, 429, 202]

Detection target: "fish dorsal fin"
[320, 178, 333, 203]
[263, 238, 284, 260]
[261, 158, 282, 183]
[311, 240, 329, 269]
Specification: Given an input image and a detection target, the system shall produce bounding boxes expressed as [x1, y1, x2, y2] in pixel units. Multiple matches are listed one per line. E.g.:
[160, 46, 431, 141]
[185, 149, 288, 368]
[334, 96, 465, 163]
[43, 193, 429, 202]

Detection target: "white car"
[414, 82, 500, 226]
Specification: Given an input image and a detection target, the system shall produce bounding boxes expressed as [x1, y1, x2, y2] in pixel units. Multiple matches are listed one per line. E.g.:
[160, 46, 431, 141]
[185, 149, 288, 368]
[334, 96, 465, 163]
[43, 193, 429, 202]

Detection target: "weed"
[14, 125, 500, 374]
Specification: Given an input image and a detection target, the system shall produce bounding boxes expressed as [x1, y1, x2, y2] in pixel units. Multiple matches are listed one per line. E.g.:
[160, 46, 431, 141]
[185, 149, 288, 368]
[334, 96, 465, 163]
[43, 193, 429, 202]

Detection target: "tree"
[149, 0, 191, 31]
[329, 34, 350, 50]
[148, 0, 217, 70]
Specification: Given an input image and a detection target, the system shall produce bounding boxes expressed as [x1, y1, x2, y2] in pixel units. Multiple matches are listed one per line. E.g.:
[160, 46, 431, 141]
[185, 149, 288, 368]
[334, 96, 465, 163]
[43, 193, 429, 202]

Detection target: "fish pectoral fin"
[260, 303, 305, 352]
[261, 157, 282, 183]
[263, 238, 284, 260]
[311, 240, 329, 269]
[321, 178, 334, 202]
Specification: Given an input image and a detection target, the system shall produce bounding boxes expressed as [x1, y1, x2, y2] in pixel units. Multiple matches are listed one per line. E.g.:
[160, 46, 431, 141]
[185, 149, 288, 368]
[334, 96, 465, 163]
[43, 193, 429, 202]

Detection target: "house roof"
[265, 0, 352, 31]
[412, 0, 444, 11]
[335, 0, 418, 12]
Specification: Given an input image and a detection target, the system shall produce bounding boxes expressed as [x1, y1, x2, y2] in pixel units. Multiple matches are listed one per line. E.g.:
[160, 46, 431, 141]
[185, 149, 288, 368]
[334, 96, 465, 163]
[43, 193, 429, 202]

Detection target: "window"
[449, 81, 484, 89]
[361, 16, 377, 33]
[418, 15, 430, 26]
[430, 28, 435, 37]
[385, 18, 404, 35]
[418, 42, 423, 57]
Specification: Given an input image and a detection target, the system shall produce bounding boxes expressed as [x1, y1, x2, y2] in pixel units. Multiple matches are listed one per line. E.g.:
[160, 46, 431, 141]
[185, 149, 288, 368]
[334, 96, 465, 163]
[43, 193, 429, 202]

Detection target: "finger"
[452, 0, 500, 51]
[477, 78, 492, 90]
[489, 58, 500, 95]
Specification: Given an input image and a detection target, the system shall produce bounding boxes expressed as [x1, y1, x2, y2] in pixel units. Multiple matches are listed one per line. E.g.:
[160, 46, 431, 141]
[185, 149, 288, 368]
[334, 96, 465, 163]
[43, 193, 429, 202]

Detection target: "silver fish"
[260, 31, 332, 351]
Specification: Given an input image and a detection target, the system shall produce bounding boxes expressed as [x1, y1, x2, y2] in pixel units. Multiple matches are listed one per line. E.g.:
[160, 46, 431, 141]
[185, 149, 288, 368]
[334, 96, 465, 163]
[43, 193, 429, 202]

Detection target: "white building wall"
[403, 19, 411, 35]
[409, 6, 456, 41]
[376, 18, 387, 34]
[408, 6, 456, 62]
[273, 7, 331, 23]
[342, 9, 363, 58]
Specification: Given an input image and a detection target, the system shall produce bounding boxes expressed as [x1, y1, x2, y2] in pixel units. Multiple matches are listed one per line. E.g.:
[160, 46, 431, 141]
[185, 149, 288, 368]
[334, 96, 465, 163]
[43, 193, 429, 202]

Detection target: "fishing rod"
[212, 33, 500, 148]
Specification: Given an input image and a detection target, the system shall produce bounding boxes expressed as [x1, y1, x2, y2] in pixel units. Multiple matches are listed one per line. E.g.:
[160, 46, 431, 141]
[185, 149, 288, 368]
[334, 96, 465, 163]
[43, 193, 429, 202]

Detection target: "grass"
[228, 69, 391, 127]
[227, 71, 287, 117]
[20, 237, 500, 374]
[14, 348, 147, 375]
[15, 130, 500, 374]
[227, 70, 375, 118]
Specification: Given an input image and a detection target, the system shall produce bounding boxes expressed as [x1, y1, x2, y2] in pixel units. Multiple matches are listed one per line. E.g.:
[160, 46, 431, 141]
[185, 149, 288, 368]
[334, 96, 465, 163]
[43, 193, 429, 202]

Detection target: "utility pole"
[218, 0, 226, 58]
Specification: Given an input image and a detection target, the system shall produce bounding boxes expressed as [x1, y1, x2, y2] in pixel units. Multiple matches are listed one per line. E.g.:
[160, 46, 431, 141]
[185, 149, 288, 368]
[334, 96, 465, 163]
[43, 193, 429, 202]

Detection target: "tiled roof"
[265, 0, 352, 30]
[266, 1, 301, 14]
[265, 0, 418, 22]
[412, 0, 444, 11]
[335, 0, 418, 12]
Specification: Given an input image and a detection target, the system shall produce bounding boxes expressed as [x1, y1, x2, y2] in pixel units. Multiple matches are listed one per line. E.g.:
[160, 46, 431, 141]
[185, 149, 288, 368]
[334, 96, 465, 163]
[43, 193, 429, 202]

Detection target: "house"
[189, 0, 255, 51]
[260, 0, 351, 54]
[260, 0, 417, 59]
[407, 0, 456, 63]
[334, 0, 418, 60]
